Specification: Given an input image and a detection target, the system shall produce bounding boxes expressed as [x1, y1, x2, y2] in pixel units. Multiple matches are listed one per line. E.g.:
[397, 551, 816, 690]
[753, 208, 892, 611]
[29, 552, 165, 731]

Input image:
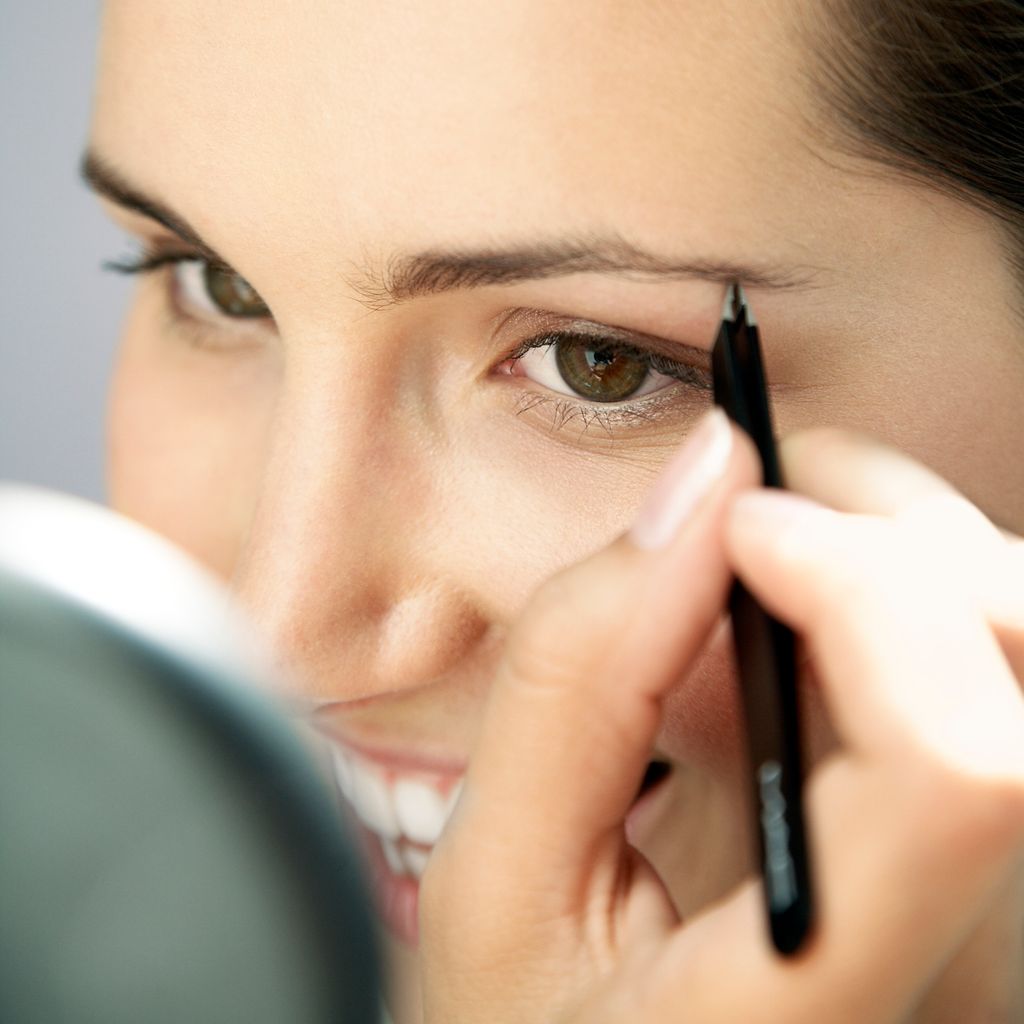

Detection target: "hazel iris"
[554, 340, 649, 402]
[204, 263, 270, 318]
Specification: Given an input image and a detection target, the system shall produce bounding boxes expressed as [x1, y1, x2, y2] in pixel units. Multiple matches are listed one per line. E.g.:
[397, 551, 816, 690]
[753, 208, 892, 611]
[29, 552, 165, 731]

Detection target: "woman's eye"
[173, 259, 271, 320]
[504, 332, 705, 404]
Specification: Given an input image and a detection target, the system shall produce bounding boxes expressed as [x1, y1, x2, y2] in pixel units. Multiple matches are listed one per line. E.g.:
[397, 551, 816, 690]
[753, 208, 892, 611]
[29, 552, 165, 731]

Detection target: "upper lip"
[313, 717, 469, 776]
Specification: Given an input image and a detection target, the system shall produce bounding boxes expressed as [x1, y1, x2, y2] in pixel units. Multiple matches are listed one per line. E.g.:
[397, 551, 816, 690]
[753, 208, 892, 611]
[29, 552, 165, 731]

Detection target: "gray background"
[1, 3, 131, 501]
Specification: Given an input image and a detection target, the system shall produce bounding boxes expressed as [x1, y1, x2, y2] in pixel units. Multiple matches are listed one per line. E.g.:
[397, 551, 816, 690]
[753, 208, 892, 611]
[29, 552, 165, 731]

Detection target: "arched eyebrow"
[353, 239, 824, 310]
[81, 147, 827, 306]
[81, 149, 227, 266]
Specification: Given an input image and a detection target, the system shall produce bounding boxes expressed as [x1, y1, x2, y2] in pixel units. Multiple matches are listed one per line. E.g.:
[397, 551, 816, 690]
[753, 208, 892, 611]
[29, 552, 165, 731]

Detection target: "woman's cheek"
[444, 416, 655, 616]
[106, 325, 274, 580]
[659, 625, 747, 778]
[659, 625, 839, 775]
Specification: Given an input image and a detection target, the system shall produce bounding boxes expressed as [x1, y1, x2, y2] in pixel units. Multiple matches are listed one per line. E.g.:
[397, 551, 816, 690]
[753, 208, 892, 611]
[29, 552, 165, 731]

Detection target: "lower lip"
[625, 767, 674, 845]
[356, 823, 422, 947]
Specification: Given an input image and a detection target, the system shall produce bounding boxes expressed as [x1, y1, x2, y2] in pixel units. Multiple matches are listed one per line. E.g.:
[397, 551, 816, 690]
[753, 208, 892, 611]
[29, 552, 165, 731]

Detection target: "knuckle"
[520, 563, 580, 629]
[504, 607, 599, 693]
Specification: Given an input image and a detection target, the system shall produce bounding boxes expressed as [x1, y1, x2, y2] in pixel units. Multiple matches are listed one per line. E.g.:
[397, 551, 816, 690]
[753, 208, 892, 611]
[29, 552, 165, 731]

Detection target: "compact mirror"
[0, 486, 381, 1024]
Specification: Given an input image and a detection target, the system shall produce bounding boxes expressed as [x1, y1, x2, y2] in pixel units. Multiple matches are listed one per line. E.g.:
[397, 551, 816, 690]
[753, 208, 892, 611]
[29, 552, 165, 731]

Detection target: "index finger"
[780, 427, 1014, 539]
[780, 427, 1024, 675]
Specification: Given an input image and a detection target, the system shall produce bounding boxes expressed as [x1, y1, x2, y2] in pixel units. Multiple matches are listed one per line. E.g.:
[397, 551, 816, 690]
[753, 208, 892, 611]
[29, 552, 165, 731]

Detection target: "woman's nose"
[232, 357, 490, 703]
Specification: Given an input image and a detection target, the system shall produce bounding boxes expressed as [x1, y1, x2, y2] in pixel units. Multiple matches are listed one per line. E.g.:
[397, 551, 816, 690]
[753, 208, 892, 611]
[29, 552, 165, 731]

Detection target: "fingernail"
[630, 408, 733, 550]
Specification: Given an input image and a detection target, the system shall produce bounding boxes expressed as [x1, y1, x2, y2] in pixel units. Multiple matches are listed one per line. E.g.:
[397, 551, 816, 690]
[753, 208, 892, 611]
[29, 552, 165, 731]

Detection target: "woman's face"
[92, 0, 1024, 1017]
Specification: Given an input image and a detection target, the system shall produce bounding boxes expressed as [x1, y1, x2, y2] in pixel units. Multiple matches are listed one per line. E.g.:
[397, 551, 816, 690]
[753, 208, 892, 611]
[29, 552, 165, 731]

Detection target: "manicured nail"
[630, 408, 733, 550]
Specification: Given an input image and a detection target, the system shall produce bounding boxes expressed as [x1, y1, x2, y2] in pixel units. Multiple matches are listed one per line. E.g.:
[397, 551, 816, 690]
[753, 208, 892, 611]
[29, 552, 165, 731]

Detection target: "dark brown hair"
[801, 1, 1024, 301]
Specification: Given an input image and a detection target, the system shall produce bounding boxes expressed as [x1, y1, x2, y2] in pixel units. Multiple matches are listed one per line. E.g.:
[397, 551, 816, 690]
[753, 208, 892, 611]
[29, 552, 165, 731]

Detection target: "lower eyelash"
[106, 248, 271, 351]
[507, 334, 710, 438]
[513, 391, 670, 439]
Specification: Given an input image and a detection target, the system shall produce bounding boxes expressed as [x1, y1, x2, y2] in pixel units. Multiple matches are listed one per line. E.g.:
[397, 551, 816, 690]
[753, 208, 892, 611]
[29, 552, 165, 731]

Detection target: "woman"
[83, 1, 1023, 1020]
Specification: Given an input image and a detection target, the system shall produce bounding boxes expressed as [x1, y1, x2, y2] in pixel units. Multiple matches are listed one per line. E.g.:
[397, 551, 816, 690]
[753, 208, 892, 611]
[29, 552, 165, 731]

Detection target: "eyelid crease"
[497, 306, 712, 367]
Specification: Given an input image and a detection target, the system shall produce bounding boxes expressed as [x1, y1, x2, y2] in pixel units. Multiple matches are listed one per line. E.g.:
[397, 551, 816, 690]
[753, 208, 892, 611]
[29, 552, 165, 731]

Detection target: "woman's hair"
[801, 0, 1024, 306]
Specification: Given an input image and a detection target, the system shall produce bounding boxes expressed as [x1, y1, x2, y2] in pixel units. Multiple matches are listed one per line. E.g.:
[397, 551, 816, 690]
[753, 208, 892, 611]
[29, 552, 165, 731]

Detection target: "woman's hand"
[420, 410, 1024, 1024]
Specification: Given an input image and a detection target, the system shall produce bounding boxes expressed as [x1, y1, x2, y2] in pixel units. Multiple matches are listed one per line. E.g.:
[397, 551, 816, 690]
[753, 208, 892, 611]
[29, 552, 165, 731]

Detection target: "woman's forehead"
[92, 1, 834, 250]
[93, 0, 1012, 333]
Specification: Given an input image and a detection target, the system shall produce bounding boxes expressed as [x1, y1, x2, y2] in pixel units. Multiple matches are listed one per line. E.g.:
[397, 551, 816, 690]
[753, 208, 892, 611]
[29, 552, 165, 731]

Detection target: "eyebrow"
[81, 147, 826, 306]
[81, 149, 227, 265]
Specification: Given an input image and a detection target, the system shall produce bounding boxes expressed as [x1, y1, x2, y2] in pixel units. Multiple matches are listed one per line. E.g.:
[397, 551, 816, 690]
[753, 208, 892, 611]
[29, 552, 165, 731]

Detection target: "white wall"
[1, 3, 132, 501]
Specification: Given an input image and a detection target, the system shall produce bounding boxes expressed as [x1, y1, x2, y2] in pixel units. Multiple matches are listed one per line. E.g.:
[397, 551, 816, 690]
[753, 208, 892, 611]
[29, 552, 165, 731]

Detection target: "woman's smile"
[318, 723, 678, 946]
[326, 737, 465, 945]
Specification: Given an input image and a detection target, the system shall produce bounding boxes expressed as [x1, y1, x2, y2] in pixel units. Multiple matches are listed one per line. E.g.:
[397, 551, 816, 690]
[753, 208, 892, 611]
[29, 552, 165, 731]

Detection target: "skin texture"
[89, 1, 1024, 1020]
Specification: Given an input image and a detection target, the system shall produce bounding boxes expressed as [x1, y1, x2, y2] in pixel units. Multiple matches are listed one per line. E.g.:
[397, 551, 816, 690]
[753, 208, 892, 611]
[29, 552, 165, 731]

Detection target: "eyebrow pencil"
[712, 282, 813, 956]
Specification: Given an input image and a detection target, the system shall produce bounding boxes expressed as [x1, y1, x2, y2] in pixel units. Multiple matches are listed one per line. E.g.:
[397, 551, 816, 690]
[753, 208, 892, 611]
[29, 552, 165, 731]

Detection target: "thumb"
[422, 409, 759, 963]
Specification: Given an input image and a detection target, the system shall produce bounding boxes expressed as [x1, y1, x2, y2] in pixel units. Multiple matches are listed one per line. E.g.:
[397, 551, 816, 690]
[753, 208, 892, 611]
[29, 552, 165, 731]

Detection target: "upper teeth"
[393, 779, 450, 844]
[331, 747, 463, 871]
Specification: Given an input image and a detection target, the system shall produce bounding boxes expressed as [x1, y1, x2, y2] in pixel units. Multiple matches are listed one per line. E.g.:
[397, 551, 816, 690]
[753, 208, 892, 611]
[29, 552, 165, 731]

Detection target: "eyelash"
[502, 333, 711, 436]
[505, 333, 710, 391]
[104, 247, 712, 436]
[105, 244, 272, 349]
[106, 247, 205, 276]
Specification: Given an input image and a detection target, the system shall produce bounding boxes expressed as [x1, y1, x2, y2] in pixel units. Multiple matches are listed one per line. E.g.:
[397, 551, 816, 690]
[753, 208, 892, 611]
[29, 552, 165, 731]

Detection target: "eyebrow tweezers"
[712, 282, 814, 956]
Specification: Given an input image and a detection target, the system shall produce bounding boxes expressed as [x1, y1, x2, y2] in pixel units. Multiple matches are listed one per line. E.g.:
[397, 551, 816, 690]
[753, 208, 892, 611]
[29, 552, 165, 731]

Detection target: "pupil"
[555, 338, 648, 402]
